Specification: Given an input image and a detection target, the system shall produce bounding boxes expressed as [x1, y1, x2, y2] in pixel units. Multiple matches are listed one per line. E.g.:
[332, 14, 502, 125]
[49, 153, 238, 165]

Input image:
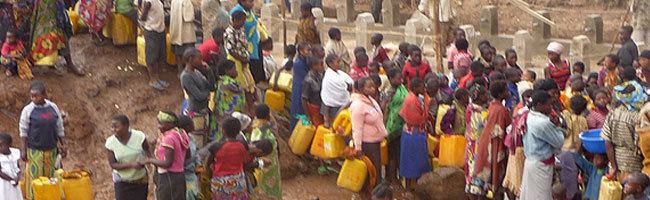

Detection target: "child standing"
[558, 96, 588, 200]
[301, 56, 325, 126]
[178, 115, 201, 200]
[624, 173, 650, 200]
[226, 10, 256, 115]
[393, 42, 410, 70]
[505, 67, 521, 112]
[261, 38, 277, 84]
[440, 88, 469, 135]
[324, 28, 352, 72]
[371, 33, 390, 64]
[208, 117, 252, 199]
[597, 54, 624, 92]
[0, 133, 21, 200]
[368, 62, 389, 92]
[216, 60, 245, 139]
[250, 104, 282, 199]
[464, 85, 489, 198]
[402, 45, 432, 86]
[350, 53, 369, 81]
[505, 49, 520, 71]
[382, 68, 408, 183]
[296, 2, 320, 45]
[1, 30, 31, 79]
[573, 153, 609, 200]
[586, 89, 610, 129]
[321, 54, 353, 126]
[399, 78, 432, 190]
[453, 38, 472, 72]
[474, 81, 512, 199]
[517, 70, 535, 100]
[149, 111, 190, 200]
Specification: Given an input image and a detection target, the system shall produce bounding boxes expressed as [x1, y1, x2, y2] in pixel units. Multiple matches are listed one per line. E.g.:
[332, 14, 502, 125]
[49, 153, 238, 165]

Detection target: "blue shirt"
[523, 111, 565, 160]
[506, 82, 520, 111]
[290, 56, 309, 130]
[573, 153, 608, 200]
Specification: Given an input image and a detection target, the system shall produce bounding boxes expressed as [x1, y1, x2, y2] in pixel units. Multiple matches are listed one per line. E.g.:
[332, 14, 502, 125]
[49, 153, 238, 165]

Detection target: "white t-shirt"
[137, 0, 165, 32]
[321, 67, 354, 107]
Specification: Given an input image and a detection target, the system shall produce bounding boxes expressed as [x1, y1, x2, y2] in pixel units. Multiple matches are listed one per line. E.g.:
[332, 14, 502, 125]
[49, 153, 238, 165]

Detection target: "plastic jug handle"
[296, 114, 310, 125]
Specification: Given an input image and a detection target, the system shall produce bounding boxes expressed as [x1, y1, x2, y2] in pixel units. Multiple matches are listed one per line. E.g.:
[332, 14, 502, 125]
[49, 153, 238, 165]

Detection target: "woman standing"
[543, 42, 570, 90]
[148, 111, 190, 200]
[473, 81, 512, 199]
[105, 115, 150, 200]
[19, 81, 67, 200]
[250, 104, 282, 199]
[29, 0, 84, 75]
[350, 76, 387, 198]
[464, 85, 488, 198]
[180, 48, 215, 148]
[398, 78, 431, 190]
[230, 0, 266, 83]
[520, 91, 565, 199]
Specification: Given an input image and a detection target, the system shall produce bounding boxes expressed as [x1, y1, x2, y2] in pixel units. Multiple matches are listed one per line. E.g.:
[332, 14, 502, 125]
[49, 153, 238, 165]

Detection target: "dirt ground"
[0, 0, 632, 199]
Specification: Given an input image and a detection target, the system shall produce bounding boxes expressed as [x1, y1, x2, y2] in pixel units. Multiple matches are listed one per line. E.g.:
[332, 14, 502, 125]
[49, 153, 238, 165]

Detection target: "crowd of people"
[4, 0, 650, 199]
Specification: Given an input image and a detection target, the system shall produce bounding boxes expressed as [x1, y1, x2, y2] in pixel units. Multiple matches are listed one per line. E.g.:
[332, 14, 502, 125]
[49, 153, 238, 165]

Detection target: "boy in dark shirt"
[302, 56, 325, 126]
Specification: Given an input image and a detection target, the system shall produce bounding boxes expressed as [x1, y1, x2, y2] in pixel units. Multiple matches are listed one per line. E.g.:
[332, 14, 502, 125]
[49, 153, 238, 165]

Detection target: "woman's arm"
[182, 75, 211, 101]
[139, 1, 151, 21]
[349, 102, 365, 151]
[147, 147, 174, 168]
[142, 138, 152, 158]
[107, 149, 144, 170]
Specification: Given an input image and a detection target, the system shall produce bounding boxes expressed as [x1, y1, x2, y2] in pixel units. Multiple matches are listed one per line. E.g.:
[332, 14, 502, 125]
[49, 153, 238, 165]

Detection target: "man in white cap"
[544, 41, 571, 90]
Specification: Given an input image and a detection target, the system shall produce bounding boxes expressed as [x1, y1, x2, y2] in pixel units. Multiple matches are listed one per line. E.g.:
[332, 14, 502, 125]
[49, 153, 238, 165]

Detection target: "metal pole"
[282, 0, 287, 48]
[431, 0, 444, 73]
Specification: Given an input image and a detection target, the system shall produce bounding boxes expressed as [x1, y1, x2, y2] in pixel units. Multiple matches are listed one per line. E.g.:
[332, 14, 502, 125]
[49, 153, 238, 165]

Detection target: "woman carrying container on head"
[19, 81, 67, 200]
[105, 115, 150, 200]
[350, 76, 388, 199]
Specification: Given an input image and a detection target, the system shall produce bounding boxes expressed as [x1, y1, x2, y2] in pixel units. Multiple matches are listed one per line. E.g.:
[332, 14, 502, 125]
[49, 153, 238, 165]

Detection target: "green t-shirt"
[116, 0, 135, 14]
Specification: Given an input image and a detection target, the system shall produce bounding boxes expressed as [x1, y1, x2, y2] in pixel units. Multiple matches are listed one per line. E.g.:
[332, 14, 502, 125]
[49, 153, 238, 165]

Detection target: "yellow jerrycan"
[310, 125, 333, 159]
[427, 134, 439, 157]
[67, 8, 80, 34]
[137, 35, 146, 66]
[337, 158, 368, 192]
[381, 140, 388, 165]
[288, 116, 316, 155]
[264, 89, 286, 112]
[62, 169, 94, 200]
[109, 13, 137, 45]
[332, 109, 352, 136]
[32, 177, 62, 200]
[598, 174, 622, 200]
[323, 131, 346, 159]
[439, 134, 466, 167]
[270, 71, 293, 92]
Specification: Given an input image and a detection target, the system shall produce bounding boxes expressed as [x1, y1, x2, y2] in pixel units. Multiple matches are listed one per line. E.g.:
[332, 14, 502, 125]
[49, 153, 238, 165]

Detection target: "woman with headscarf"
[544, 41, 571, 90]
[464, 85, 489, 198]
[147, 111, 190, 200]
[19, 81, 67, 200]
[520, 91, 565, 200]
[230, 0, 266, 83]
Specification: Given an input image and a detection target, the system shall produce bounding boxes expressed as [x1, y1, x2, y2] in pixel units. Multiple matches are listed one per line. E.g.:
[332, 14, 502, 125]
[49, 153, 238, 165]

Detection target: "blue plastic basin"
[579, 129, 606, 154]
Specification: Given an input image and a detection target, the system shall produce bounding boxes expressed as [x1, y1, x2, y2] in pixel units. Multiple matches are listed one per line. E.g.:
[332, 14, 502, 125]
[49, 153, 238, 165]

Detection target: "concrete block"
[356, 13, 375, 50]
[513, 30, 533, 69]
[585, 15, 603, 44]
[261, 3, 280, 40]
[405, 18, 431, 45]
[531, 10, 551, 39]
[571, 35, 591, 72]
[312, 8, 326, 44]
[289, 0, 306, 19]
[382, 0, 399, 27]
[336, 0, 354, 23]
[480, 6, 498, 36]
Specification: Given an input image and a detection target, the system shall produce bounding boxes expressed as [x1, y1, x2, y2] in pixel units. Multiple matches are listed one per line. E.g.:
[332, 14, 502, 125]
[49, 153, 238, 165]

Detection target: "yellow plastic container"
[288, 120, 316, 155]
[310, 125, 333, 159]
[337, 159, 368, 192]
[427, 134, 439, 157]
[435, 104, 451, 136]
[62, 169, 93, 200]
[20, 181, 25, 198]
[270, 71, 293, 92]
[332, 109, 352, 136]
[108, 13, 137, 45]
[67, 8, 79, 34]
[137, 34, 178, 67]
[439, 135, 466, 167]
[430, 157, 440, 169]
[32, 177, 62, 200]
[323, 132, 345, 159]
[264, 89, 286, 112]
[598, 175, 622, 200]
[381, 140, 388, 165]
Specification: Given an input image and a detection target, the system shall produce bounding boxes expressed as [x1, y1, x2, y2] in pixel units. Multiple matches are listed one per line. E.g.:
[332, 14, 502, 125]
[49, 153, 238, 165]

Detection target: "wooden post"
[282, 0, 287, 48]
[431, 0, 443, 73]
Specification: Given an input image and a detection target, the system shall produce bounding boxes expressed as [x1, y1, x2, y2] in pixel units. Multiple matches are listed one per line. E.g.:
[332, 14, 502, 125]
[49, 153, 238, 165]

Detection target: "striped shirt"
[601, 106, 642, 172]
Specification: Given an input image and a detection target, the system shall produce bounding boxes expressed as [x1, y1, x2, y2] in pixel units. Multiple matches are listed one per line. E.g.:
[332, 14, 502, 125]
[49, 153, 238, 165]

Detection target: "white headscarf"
[231, 112, 251, 131]
[546, 41, 564, 54]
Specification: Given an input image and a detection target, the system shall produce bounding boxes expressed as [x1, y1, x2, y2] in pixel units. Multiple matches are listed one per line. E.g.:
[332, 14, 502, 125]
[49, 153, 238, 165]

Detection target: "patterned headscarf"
[157, 111, 176, 123]
[469, 84, 487, 102]
[614, 80, 646, 111]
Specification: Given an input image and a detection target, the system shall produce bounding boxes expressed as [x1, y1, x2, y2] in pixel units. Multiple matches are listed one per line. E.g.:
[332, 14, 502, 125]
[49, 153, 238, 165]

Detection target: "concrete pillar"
[480, 6, 498, 36]
[382, 0, 399, 27]
[585, 15, 603, 44]
[513, 30, 533, 69]
[531, 10, 551, 39]
[312, 7, 326, 45]
[459, 25, 477, 55]
[261, 3, 280, 40]
[336, 0, 354, 23]
[356, 13, 375, 50]
[571, 35, 592, 72]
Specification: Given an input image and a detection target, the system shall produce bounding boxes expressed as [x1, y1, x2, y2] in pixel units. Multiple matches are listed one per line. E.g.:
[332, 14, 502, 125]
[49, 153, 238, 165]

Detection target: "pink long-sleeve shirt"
[350, 93, 388, 151]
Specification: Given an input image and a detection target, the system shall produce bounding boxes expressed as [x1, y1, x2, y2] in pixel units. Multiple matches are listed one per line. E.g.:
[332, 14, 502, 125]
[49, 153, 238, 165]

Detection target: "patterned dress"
[465, 103, 487, 195]
[250, 119, 282, 199]
[214, 75, 245, 139]
[29, 0, 70, 64]
[473, 101, 511, 197]
[296, 15, 320, 45]
[78, 0, 110, 33]
[14, 0, 32, 41]
[225, 26, 255, 92]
